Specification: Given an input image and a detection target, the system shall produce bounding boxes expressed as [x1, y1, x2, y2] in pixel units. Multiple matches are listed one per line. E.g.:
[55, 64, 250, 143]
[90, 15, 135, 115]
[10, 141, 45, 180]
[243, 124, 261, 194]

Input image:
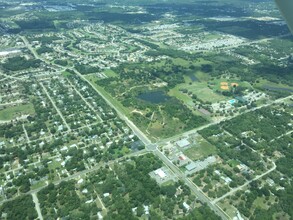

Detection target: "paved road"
[0, 150, 148, 206]
[21, 36, 40, 59]
[73, 69, 152, 146]
[66, 78, 103, 122]
[212, 161, 277, 204]
[40, 82, 71, 132]
[158, 94, 293, 145]
[22, 124, 31, 143]
[153, 148, 229, 220]
[269, 129, 293, 143]
[0, 70, 28, 82]
[74, 69, 293, 220]
[0, 100, 24, 107]
[72, 69, 229, 219]
[18, 36, 293, 220]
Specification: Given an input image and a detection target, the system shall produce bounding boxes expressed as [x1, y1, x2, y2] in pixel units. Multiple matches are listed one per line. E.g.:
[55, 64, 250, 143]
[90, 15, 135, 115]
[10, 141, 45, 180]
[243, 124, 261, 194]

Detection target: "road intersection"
[19, 37, 293, 220]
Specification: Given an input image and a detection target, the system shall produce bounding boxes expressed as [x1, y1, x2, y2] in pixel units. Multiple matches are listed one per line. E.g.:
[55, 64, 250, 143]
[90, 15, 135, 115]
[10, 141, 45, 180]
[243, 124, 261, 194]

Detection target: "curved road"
[20, 36, 293, 220]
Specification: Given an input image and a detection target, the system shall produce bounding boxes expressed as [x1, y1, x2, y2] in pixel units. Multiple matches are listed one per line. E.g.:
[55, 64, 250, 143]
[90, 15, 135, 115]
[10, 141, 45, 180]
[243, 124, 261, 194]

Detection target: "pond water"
[189, 74, 198, 82]
[138, 91, 170, 104]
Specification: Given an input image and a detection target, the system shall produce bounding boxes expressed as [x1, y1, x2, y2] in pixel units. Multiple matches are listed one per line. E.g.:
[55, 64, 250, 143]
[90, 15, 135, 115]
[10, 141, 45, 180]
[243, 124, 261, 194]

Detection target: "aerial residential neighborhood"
[0, 0, 292, 219]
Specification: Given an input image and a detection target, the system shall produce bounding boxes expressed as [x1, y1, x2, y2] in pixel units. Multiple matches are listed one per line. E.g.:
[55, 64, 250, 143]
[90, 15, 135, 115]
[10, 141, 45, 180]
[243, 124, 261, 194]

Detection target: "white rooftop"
[176, 139, 190, 148]
[183, 202, 190, 211]
[154, 168, 167, 179]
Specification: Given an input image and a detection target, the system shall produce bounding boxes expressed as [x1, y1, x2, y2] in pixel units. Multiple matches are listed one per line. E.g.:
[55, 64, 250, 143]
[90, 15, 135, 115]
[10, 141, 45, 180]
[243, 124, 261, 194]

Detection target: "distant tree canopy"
[201, 64, 213, 73]
[75, 64, 100, 74]
[2, 56, 41, 71]
[36, 46, 53, 54]
[15, 19, 55, 31]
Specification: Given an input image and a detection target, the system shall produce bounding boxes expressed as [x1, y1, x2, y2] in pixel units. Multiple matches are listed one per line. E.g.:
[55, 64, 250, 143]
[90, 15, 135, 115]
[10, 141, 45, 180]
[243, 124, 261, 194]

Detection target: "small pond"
[189, 74, 198, 82]
[137, 91, 170, 104]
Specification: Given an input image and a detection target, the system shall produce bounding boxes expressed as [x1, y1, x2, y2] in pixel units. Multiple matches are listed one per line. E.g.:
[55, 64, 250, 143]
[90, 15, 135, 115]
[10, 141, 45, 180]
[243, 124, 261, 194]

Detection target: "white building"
[176, 139, 191, 148]
[154, 168, 167, 179]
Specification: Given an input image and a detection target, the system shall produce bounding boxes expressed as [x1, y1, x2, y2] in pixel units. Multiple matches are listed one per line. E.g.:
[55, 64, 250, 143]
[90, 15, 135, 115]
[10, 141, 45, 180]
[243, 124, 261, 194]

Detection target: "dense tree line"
[221, 107, 292, 144]
[180, 205, 221, 220]
[38, 181, 82, 219]
[202, 51, 293, 89]
[15, 19, 55, 31]
[0, 195, 37, 220]
[54, 59, 68, 66]
[75, 64, 100, 74]
[36, 46, 53, 54]
[2, 56, 41, 71]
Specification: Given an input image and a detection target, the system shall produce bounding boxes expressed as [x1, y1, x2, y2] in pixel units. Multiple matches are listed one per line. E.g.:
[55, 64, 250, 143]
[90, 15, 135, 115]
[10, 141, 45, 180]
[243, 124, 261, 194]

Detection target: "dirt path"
[32, 193, 43, 220]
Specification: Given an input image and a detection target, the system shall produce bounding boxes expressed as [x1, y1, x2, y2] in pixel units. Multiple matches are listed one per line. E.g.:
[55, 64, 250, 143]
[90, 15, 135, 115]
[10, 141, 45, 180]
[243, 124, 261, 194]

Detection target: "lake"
[138, 91, 170, 104]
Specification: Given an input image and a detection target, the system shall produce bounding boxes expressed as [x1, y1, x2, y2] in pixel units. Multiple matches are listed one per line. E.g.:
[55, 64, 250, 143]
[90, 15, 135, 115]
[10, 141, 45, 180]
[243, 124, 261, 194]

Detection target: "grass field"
[254, 79, 293, 90]
[184, 137, 217, 160]
[218, 201, 238, 219]
[0, 104, 35, 121]
[148, 118, 185, 140]
[168, 86, 194, 105]
[103, 69, 118, 78]
[227, 159, 239, 168]
[195, 71, 211, 81]
[172, 58, 190, 67]
[189, 83, 227, 102]
[169, 81, 227, 103]
[62, 71, 72, 77]
[253, 196, 276, 210]
[48, 160, 62, 170]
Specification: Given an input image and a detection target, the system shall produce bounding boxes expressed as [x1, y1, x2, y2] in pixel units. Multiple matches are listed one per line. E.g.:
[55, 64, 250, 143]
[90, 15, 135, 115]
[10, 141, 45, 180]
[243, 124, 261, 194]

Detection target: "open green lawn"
[168, 87, 194, 106]
[253, 196, 275, 210]
[195, 71, 211, 81]
[103, 69, 118, 78]
[152, 58, 190, 68]
[0, 104, 35, 121]
[62, 71, 72, 77]
[192, 57, 212, 66]
[172, 58, 190, 67]
[218, 201, 238, 219]
[161, 180, 175, 186]
[254, 79, 293, 90]
[48, 160, 61, 170]
[184, 137, 217, 160]
[148, 118, 186, 140]
[189, 83, 227, 102]
[168, 70, 245, 105]
[227, 159, 239, 168]
[169, 81, 228, 103]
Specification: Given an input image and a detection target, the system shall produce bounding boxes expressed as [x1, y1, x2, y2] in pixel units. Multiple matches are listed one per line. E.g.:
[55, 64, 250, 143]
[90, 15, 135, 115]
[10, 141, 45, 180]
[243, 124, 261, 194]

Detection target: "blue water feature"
[138, 91, 170, 104]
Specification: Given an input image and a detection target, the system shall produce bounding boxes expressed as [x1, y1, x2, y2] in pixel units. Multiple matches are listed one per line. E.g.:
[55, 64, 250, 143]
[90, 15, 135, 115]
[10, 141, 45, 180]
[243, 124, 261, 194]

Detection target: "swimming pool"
[228, 99, 236, 104]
